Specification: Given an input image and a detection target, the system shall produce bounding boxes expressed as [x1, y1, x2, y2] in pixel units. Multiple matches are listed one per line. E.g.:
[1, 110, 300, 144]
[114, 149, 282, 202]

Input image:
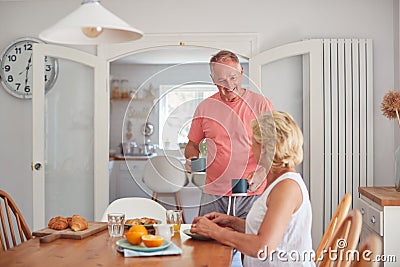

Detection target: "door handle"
[31, 162, 42, 171]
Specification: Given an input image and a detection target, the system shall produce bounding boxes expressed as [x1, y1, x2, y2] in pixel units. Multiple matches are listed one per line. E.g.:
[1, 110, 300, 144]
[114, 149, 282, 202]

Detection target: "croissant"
[48, 216, 69, 230]
[69, 215, 89, 231]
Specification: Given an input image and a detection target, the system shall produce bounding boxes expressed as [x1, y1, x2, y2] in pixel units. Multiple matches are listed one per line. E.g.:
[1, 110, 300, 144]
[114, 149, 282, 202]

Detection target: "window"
[158, 84, 215, 149]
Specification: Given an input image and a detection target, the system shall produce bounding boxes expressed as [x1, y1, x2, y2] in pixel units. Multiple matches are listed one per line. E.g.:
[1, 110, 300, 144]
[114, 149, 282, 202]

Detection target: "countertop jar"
[111, 79, 120, 99]
[121, 79, 129, 99]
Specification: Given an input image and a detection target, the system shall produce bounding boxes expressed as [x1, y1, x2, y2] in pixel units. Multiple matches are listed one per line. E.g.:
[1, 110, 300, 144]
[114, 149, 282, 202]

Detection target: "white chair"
[101, 197, 167, 223]
[191, 172, 206, 188]
[143, 155, 189, 223]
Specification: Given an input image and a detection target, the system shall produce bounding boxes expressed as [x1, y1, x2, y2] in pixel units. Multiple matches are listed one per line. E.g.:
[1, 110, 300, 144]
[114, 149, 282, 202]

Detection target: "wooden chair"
[317, 209, 362, 267]
[0, 189, 32, 251]
[351, 234, 382, 267]
[315, 193, 352, 264]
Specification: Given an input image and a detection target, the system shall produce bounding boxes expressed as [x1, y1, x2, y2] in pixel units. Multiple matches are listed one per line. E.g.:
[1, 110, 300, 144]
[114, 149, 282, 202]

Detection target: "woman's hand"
[206, 212, 233, 227]
[190, 216, 219, 238]
[193, 212, 231, 227]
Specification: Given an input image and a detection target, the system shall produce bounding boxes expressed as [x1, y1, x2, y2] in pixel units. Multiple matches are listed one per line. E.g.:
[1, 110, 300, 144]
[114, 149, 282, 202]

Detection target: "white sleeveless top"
[243, 172, 315, 267]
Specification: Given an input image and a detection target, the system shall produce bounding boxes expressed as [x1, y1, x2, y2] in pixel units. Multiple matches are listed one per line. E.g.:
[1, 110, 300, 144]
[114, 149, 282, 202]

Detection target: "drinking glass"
[153, 224, 174, 241]
[166, 210, 183, 232]
[107, 213, 125, 237]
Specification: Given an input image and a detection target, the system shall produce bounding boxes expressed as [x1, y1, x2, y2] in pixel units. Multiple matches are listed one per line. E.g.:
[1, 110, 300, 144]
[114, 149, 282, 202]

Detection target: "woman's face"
[251, 136, 261, 164]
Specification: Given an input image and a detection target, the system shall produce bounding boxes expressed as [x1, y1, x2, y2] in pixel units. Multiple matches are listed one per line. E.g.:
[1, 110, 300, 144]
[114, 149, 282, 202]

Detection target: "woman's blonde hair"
[251, 111, 303, 169]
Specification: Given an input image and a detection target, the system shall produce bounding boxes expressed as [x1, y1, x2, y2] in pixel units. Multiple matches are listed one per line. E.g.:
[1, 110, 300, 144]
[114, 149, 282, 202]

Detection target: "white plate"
[116, 239, 172, 252]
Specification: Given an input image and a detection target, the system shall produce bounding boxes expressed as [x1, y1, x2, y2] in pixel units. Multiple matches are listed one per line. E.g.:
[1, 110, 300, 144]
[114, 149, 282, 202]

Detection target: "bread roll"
[48, 216, 69, 230]
[69, 215, 89, 231]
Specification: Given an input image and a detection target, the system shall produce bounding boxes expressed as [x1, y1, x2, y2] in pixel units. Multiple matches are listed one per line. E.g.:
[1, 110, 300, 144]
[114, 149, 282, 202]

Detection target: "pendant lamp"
[39, 0, 143, 45]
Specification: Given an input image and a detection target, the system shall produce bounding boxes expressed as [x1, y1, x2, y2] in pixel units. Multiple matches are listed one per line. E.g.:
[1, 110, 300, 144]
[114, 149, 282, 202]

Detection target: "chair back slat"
[315, 194, 352, 263]
[0, 204, 7, 251]
[5, 198, 18, 247]
[0, 203, 11, 250]
[0, 189, 32, 252]
[351, 234, 382, 267]
[317, 209, 362, 267]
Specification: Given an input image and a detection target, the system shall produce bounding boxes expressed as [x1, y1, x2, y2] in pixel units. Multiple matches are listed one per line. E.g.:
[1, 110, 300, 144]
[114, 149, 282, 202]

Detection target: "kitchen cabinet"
[109, 160, 151, 203]
[109, 159, 202, 223]
[356, 187, 400, 266]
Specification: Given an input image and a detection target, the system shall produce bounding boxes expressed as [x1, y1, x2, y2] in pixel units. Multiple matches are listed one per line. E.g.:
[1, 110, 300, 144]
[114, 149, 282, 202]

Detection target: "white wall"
[0, 0, 397, 230]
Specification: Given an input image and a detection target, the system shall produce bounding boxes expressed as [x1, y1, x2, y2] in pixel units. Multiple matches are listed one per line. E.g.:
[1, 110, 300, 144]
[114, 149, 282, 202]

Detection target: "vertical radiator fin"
[322, 39, 373, 231]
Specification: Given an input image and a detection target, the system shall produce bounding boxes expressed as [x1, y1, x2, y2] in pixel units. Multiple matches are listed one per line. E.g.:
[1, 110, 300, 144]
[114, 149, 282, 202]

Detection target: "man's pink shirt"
[188, 89, 273, 196]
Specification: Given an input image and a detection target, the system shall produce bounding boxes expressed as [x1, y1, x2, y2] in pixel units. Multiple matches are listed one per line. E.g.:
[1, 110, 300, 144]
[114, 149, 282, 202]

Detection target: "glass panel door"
[44, 58, 94, 220]
[32, 44, 108, 230]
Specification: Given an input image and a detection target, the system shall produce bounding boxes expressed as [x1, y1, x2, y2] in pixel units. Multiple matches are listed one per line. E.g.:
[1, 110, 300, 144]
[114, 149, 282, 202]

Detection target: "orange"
[141, 235, 164, 248]
[128, 225, 148, 234]
[125, 225, 148, 245]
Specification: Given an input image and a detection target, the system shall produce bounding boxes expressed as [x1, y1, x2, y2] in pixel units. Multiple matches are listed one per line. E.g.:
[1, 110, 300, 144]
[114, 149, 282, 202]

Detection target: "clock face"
[0, 37, 59, 99]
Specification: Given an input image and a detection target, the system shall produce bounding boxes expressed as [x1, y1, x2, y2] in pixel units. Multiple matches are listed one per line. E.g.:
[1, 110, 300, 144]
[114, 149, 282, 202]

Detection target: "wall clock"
[0, 37, 59, 99]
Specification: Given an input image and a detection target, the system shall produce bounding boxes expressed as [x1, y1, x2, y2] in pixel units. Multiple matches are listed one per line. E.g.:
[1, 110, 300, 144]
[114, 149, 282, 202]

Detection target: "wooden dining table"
[0, 224, 233, 267]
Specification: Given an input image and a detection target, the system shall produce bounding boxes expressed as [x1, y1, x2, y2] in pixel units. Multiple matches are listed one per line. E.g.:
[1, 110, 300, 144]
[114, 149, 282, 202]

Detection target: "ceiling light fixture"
[39, 0, 143, 45]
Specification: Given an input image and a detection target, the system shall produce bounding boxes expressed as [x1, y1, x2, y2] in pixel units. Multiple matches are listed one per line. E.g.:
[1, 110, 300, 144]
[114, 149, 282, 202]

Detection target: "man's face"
[211, 59, 243, 102]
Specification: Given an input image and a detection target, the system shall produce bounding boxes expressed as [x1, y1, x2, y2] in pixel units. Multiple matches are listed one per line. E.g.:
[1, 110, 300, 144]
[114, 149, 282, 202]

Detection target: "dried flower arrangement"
[381, 90, 400, 127]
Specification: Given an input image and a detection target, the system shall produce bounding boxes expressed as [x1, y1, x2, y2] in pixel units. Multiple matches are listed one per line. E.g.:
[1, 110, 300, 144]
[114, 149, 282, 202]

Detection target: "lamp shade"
[39, 1, 143, 45]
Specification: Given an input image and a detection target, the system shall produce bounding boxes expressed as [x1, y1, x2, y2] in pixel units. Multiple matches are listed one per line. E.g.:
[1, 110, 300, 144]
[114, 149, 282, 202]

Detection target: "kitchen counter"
[358, 186, 400, 206]
[110, 153, 157, 161]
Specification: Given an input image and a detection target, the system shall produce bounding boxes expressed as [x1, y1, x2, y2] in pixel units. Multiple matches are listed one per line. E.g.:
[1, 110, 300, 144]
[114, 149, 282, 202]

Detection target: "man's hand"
[185, 158, 193, 173]
[184, 141, 200, 173]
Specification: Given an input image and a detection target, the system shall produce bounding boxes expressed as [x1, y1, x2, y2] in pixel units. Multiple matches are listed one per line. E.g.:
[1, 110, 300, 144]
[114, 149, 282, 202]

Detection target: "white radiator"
[321, 38, 373, 230]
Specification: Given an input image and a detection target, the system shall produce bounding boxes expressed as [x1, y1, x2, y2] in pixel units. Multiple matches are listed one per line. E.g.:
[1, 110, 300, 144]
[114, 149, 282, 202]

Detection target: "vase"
[395, 146, 400, 191]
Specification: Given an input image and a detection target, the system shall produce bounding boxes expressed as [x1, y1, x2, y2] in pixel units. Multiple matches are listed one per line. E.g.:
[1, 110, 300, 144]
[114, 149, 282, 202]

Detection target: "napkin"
[122, 243, 183, 257]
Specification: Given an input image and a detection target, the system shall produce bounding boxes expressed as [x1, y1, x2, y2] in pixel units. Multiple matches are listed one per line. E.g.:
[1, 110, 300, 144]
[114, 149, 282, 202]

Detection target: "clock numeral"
[14, 47, 22, 54]
[4, 65, 11, 72]
[24, 86, 30, 93]
[24, 43, 33, 51]
[15, 83, 21, 90]
[45, 65, 52, 71]
[44, 75, 48, 82]
[7, 55, 17, 62]
[7, 75, 13, 82]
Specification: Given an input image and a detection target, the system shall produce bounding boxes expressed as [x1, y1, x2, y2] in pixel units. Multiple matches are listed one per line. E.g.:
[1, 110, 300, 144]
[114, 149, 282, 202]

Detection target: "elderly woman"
[190, 111, 315, 266]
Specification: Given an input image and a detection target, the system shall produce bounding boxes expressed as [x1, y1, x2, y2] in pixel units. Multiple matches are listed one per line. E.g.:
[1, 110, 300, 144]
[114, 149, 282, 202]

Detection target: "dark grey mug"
[232, 179, 249, 194]
[191, 158, 206, 172]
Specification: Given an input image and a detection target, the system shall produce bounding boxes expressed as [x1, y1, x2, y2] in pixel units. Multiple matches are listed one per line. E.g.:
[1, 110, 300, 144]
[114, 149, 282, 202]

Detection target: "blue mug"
[232, 179, 249, 194]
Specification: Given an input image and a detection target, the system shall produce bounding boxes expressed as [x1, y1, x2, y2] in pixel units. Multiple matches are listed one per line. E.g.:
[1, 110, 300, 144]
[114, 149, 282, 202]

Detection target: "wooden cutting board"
[33, 222, 108, 243]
